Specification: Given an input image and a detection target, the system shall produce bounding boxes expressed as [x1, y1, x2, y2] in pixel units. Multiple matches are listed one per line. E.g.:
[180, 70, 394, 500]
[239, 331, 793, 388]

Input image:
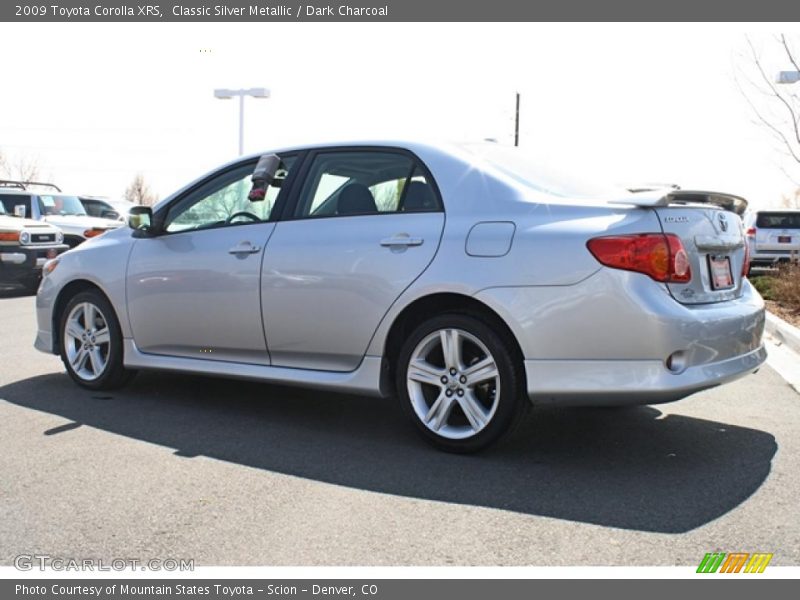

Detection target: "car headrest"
[337, 183, 377, 215]
[403, 181, 437, 211]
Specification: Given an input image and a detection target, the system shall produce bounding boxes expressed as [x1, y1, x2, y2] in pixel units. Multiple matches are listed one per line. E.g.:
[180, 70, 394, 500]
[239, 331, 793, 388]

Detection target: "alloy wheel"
[406, 328, 501, 440]
[63, 301, 111, 381]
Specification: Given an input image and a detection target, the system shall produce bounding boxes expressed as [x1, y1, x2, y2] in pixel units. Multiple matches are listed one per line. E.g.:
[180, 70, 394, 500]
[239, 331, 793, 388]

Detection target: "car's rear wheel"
[396, 313, 527, 453]
[59, 290, 135, 390]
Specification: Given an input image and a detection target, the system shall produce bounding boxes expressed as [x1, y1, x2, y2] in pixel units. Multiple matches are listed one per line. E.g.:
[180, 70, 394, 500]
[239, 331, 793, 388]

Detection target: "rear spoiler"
[611, 190, 748, 216]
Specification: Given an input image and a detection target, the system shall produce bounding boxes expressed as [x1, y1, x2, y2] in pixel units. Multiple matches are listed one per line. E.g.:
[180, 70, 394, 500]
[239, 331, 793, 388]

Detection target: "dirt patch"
[766, 299, 800, 329]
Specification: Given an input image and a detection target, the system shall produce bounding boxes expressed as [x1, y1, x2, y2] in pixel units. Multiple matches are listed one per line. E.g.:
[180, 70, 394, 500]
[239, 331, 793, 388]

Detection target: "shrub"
[770, 263, 800, 312]
[750, 275, 776, 300]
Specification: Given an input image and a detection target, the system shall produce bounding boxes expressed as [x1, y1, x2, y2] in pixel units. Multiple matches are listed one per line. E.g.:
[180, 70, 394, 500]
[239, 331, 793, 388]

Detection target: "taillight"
[742, 240, 751, 278]
[746, 227, 757, 237]
[587, 233, 692, 283]
[83, 228, 106, 238]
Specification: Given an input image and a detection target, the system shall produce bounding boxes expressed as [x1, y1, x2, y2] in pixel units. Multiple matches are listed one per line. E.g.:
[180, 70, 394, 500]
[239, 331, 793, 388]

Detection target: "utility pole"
[514, 92, 520, 147]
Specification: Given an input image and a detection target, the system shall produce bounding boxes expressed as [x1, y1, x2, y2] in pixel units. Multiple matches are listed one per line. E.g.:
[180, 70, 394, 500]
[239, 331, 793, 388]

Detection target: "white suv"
[0, 181, 122, 248]
[744, 209, 800, 270]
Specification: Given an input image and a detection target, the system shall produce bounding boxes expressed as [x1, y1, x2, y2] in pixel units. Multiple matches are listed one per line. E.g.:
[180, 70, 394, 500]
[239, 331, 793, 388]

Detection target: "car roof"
[232, 138, 478, 167]
[0, 188, 82, 197]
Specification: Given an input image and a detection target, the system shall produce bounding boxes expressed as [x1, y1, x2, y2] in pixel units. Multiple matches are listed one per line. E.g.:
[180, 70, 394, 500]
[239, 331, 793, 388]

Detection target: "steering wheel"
[226, 211, 261, 224]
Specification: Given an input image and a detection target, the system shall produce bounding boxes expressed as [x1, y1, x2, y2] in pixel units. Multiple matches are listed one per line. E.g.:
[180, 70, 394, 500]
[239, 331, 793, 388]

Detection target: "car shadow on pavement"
[0, 285, 34, 298]
[0, 371, 777, 534]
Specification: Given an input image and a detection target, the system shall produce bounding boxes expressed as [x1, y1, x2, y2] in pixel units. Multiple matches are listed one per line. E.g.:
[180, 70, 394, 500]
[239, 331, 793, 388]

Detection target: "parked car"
[33, 141, 766, 452]
[0, 181, 123, 247]
[0, 198, 68, 291]
[79, 196, 137, 222]
[743, 209, 800, 270]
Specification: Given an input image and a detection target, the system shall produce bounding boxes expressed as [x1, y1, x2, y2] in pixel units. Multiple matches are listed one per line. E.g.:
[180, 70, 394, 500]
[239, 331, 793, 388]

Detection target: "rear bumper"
[751, 251, 799, 265]
[524, 345, 766, 407]
[475, 269, 766, 407]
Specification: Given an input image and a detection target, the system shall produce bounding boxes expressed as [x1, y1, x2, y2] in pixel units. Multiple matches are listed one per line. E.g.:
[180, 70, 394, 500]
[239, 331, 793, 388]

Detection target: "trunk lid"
[612, 190, 748, 305]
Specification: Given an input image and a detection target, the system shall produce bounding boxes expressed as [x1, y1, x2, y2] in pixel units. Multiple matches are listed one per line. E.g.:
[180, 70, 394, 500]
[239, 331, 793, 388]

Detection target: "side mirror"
[128, 206, 159, 237]
[248, 154, 282, 202]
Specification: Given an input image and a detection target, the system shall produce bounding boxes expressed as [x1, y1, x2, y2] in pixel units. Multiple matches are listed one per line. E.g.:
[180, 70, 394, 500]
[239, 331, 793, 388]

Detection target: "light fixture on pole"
[775, 71, 800, 84]
[213, 87, 271, 156]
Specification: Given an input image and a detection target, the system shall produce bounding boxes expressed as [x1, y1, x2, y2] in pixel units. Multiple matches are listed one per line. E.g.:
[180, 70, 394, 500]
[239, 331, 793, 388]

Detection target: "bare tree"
[781, 188, 800, 208]
[737, 34, 800, 185]
[123, 173, 158, 206]
[14, 156, 42, 182]
[0, 151, 45, 183]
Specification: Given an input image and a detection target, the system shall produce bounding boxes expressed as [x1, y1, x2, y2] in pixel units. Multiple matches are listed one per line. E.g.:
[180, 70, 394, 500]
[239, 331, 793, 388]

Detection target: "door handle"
[228, 241, 261, 255]
[380, 234, 424, 248]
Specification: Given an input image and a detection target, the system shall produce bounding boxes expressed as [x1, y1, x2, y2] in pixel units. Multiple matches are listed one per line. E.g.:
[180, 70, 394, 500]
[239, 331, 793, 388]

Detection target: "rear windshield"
[463, 144, 623, 199]
[756, 212, 800, 229]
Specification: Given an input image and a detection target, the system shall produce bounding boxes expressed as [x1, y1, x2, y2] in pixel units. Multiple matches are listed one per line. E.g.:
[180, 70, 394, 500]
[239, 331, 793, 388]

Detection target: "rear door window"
[293, 150, 441, 218]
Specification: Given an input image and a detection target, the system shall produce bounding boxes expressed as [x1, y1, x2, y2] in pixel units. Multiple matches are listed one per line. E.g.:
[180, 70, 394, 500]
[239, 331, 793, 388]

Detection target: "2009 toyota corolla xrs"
[34, 141, 766, 452]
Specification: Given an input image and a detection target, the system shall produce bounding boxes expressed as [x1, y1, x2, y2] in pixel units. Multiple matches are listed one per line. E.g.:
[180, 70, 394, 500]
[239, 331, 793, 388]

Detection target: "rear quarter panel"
[365, 144, 665, 356]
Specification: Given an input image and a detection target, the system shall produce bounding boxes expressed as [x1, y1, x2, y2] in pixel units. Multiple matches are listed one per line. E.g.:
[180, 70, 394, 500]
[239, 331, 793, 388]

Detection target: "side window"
[165, 156, 295, 233]
[83, 201, 101, 217]
[294, 151, 440, 218]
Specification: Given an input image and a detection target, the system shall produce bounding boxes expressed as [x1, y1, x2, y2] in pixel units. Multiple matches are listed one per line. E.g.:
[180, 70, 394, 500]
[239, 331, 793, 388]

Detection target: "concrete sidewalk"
[765, 311, 800, 394]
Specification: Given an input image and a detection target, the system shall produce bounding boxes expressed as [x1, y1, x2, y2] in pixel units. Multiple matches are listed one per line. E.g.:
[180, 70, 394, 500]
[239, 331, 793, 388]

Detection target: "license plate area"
[708, 255, 734, 290]
[778, 235, 792, 243]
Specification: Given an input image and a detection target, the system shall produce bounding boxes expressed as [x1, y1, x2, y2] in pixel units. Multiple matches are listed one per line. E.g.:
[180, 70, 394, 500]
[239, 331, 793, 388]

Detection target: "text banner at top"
[4, 0, 800, 22]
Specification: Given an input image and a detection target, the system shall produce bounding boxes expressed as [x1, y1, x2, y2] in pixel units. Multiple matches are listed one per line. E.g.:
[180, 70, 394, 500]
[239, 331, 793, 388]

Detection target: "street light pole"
[214, 87, 271, 156]
[238, 94, 245, 156]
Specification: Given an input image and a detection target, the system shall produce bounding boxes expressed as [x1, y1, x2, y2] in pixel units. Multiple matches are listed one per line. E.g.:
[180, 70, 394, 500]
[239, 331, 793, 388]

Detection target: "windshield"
[40, 194, 88, 216]
[463, 143, 624, 199]
[0, 194, 31, 217]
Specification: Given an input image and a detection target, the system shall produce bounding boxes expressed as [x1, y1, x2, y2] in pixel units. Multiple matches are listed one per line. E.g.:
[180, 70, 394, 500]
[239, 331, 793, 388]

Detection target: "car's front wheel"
[396, 314, 527, 453]
[59, 290, 135, 390]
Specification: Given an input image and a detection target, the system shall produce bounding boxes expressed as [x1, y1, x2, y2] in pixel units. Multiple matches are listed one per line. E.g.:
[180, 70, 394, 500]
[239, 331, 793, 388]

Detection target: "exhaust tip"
[666, 351, 688, 374]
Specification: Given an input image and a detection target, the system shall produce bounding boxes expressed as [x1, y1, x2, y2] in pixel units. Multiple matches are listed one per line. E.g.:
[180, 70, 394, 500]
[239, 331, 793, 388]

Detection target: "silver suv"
[744, 209, 800, 270]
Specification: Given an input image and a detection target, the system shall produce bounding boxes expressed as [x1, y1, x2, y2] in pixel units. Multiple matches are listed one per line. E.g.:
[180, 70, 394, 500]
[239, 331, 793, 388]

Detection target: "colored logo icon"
[697, 552, 773, 573]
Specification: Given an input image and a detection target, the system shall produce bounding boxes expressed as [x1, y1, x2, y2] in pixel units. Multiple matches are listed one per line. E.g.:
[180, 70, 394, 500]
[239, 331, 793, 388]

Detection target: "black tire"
[395, 313, 528, 453]
[58, 290, 135, 390]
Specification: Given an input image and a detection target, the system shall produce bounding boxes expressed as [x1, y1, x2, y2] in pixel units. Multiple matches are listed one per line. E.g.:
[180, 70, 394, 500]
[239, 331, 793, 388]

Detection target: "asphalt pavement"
[1, 288, 798, 566]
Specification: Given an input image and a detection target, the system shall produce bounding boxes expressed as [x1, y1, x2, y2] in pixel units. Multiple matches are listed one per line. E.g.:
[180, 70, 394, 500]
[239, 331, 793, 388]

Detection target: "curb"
[765, 311, 800, 356]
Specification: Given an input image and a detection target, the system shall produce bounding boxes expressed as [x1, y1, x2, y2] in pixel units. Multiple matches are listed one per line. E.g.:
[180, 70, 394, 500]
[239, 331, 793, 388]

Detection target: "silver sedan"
[34, 141, 766, 452]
